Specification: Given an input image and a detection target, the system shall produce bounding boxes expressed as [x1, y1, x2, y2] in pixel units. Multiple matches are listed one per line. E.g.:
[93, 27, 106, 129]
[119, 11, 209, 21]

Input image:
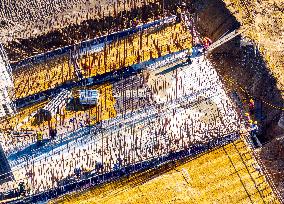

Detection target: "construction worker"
[250, 121, 259, 137]
[242, 98, 247, 105]
[49, 128, 57, 140]
[248, 120, 253, 126]
[248, 98, 255, 115]
[176, 7, 182, 23]
[244, 112, 251, 121]
[186, 48, 192, 64]
[132, 18, 138, 27]
[18, 181, 25, 196]
[74, 166, 82, 178]
[203, 37, 212, 49]
[191, 44, 204, 57]
[36, 130, 43, 147]
[250, 121, 262, 147]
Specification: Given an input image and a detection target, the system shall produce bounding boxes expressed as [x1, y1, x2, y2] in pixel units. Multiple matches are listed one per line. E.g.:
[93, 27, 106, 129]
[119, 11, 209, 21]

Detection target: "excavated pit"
[1, 0, 284, 201]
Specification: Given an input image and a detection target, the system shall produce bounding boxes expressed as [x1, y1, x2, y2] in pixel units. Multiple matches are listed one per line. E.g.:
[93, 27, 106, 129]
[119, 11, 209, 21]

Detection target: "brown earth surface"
[192, 0, 283, 141]
[259, 135, 284, 198]
[0, 0, 155, 43]
[223, 0, 284, 96]
[1, 0, 161, 62]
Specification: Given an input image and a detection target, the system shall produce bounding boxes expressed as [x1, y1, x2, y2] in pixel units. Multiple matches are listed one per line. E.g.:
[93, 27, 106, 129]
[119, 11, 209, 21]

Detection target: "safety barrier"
[254, 147, 284, 203]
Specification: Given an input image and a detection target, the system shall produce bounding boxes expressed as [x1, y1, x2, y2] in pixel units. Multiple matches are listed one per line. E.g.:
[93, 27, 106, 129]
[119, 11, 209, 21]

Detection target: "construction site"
[0, 0, 283, 203]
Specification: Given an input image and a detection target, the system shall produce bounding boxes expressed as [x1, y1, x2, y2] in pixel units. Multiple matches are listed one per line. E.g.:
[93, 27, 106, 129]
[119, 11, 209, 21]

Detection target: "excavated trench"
[195, 1, 283, 196]
[191, 0, 283, 143]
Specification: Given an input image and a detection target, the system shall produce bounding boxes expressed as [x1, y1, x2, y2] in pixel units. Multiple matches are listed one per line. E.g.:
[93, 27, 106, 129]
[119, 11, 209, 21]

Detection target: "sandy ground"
[223, 0, 284, 96]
